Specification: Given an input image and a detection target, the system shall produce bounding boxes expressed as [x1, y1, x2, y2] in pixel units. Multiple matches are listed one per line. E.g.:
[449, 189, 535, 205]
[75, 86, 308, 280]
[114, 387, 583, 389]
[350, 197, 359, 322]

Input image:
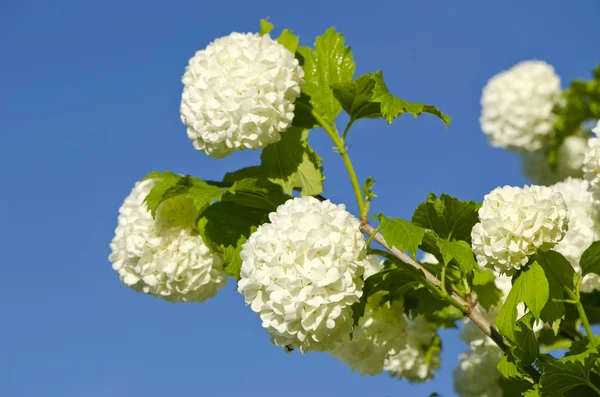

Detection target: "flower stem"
[312, 110, 367, 220]
[342, 118, 355, 141]
[567, 289, 597, 347]
[360, 222, 542, 383]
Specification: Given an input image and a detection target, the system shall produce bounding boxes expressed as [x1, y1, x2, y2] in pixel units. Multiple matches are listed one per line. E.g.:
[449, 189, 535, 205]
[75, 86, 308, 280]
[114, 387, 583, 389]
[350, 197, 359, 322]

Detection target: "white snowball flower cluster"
[180, 32, 304, 158]
[363, 254, 385, 279]
[385, 315, 441, 382]
[471, 185, 569, 275]
[453, 339, 503, 397]
[583, 120, 600, 199]
[552, 178, 600, 292]
[521, 135, 588, 185]
[238, 196, 368, 353]
[109, 179, 228, 302]
[332, 300, 407, 376]
[480, 60, 562, 152]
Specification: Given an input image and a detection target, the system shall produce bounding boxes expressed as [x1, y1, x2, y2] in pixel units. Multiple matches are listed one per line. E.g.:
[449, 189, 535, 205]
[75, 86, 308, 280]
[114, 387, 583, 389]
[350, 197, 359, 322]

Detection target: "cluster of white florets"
[237, 196, 369, 353]
[180, 32, 304, 158]
[583, 121, 600, 199]
[332, 300, 407, 376]
[471, 185, 569, 274]
[109, 179, 228, 302]
[480, 61, 563, 152]
[453, 338, 503, 397]
[521, 135, 588, 185]
[551, 177, 600, 292]
[384, 315, 441, 382]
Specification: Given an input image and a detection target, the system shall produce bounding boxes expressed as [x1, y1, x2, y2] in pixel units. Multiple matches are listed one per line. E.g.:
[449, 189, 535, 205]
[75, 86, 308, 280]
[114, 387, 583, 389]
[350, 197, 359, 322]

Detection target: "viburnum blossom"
[363, 254, 385, 279]
[453, 339, 503, 397]
[480, 60, 562, 152]
[332, 300, 407, 376]
[385, 315, 441, 382]
[583, 120, 600, 199]
[237, 196, 368, 353]
[552, 178, 600, 292]
[180, 32, 304, 158]
[521, 135, 588, 185]
[471, 185, 569, 274]
[109, 179, 228, 302]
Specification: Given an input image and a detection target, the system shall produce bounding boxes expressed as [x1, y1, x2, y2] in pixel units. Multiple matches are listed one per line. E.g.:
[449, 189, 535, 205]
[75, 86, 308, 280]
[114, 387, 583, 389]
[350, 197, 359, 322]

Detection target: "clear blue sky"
[1, 1, 599, 396]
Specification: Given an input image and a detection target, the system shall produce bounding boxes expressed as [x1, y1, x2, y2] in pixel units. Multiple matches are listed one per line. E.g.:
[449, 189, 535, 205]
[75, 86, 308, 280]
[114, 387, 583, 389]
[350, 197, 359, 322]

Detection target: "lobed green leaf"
[412, 193, 480, 243]
[260, 128, 324, 196]
[540, 348, 599, 397]
[297, 27, 355, 125]
[496, 261, 549, 341]
[374, 214, 425, 258]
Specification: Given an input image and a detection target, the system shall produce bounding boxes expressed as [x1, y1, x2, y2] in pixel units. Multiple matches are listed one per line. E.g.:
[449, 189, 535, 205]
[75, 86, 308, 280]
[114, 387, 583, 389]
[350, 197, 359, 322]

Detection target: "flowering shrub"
[108, 18, 600, 396]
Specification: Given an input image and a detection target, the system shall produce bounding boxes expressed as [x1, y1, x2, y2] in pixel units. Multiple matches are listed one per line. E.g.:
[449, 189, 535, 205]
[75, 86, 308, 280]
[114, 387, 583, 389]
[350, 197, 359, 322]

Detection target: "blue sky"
[1, 1, 599, 396]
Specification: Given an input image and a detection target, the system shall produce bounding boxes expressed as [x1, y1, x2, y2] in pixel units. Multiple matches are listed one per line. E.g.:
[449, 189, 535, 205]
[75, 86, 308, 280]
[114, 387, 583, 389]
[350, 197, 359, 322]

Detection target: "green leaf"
[297, 27, 355, 125]
[331, 71, 451, 127]
[276, 29, 299, 53]
[512, 312, 540, 367]
[497, 356, 525, 380]
[197, 200, 271, 279]
[331, 73, 380, 120]
[364, 177, 377, 200]
[290, 93, 320, 129]
[371, 71, 451, 126]
[260, 128, 324, 196]
[472, 267, 504, 310]
[537, 250, 577, 294]
[222, 166, 264, 184]
[259, 18, 274, 36]
[143, 171, 182, 217]
[536, 251, 576, 330]
[411, 193, 480, 242]
[374, 214, 425, 258]
[363, 267, 421, 306]
[520, 386, 541, 397]
[581, 241, 600, 277]
[436, 238, 476, 276]
[404, 287, 462, 328]
[540, 348, 599, 397]
[496, 261, 549, 341]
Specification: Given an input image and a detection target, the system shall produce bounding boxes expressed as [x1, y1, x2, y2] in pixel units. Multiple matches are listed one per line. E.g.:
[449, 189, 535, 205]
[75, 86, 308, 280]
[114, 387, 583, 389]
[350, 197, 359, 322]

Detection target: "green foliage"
[497, 261, 549, 341]
[197, 201, 270, 279]
[497, 356, 526, 381]
[353, 264, 423, 325]
[297, 27, 355, 125]
[364, 176, 377, 201]
[472, 267, 504, 310]
[412, 193, 480, 243]
[539, 348, 600, 397]
[404, 287, 462, 328]
[331, 71, 451, 126]
[260, 128, 324, 196]
[581, 241, 600, 277]
[436, 238, 476, 276]
[537, 251, 577, 331]
[291, 93, 320, 128]
[143, 171, 182, 217]
[547, 65, 600, 166]
[374, 213, 425, 258]
[512, 312, 540, 367]
[276, 29, 299, 53]
[143, 170, 290, 279]
[259, 18, 274, 36]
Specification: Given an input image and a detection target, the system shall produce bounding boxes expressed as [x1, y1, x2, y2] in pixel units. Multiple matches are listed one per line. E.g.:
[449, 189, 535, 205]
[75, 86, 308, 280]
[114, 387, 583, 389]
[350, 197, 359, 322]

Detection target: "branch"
[360, 222, 541, 383]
